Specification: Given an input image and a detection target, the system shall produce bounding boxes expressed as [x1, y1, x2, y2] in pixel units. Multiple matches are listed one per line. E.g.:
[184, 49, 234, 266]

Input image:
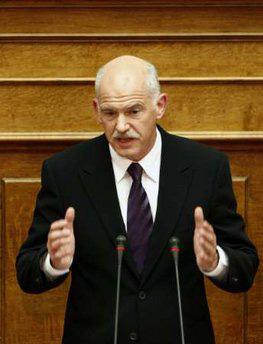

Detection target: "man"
[16, 55, 259, 344]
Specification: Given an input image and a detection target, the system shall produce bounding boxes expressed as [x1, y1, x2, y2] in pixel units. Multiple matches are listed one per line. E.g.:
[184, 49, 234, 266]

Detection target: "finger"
[65, 207, 75, 230]
[198, 237, 216, 257]
[201, 222, 216, 243]
[196, 248, 219, 271]
[48, 234, 71, 255]
[50, 219, 68, 231]
[195, 218, 213, 236]
[54, 246, 72, 259]
[203, 221, 215, 234]
[196, 239, 217, 260]
[199, 234, 216, 250]
[196, 254, 215, 270]
[48, 228, 71, 241]
[197, 228, 214, 244]
[194, 207, 204, 230]
[50, 237, 72, 252]
[60, 256, 72, 267]
[196, 225, 216, 248]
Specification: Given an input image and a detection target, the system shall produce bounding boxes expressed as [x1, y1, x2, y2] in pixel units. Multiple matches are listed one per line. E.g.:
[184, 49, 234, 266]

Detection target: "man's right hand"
[47, 207, 75, 270]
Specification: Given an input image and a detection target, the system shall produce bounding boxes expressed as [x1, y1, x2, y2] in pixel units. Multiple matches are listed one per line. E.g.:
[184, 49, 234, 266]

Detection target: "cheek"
[101, 121, 115, 134]
[140, 120, 156, 138]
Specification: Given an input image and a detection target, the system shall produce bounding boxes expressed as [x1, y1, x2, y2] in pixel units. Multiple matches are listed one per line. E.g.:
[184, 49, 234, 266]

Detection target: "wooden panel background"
[2, 179, 69, 344]
[0, 1, 262, 343]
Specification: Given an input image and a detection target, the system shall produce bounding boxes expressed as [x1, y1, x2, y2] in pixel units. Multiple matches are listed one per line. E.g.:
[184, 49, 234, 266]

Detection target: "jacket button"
[139, 290, 146, 300]
[129, 332, 138, 341]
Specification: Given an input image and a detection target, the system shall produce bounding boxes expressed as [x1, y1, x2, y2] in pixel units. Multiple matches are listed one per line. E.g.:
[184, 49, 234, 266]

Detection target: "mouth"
[115, 138, 136, 148]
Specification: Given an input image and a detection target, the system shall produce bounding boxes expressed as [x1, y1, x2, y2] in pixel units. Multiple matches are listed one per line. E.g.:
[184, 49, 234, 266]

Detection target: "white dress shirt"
[43, 129, 228, 278]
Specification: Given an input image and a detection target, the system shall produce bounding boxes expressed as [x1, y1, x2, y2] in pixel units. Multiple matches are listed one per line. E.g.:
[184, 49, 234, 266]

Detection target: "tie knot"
[127, 163, 143, 182]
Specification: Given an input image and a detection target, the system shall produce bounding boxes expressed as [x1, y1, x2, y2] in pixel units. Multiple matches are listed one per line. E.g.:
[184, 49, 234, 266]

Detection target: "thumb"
[65, 207, 75, 229]
[194, 206, 204, 229]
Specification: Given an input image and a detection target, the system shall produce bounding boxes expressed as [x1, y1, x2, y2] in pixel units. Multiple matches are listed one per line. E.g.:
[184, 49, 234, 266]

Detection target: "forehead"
[99, 95, 148, 111]
[99, 87, 152, 108]
[99, 66, 149, 94]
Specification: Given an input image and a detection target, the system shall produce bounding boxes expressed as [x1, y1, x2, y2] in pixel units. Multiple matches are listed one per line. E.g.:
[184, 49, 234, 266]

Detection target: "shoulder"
[44, 133, 108, 171]
[160, 127, 228, 170]
[171, 133, 225, 159]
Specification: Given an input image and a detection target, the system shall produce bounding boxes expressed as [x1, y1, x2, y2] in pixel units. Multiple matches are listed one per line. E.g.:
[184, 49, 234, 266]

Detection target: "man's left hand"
[194, 207, 219, 272]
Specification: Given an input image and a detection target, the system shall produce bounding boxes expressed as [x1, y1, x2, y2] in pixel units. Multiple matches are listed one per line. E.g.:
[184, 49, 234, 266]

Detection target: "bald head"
[103, 55, 147, 70]
[95, 55, 160, 102]
[93, 55, 168, 161]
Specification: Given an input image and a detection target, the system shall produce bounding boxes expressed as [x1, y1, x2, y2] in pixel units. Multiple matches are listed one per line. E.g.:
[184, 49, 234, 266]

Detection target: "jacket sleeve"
[16, 160, 69, 294]
[208, 155, 259, 292]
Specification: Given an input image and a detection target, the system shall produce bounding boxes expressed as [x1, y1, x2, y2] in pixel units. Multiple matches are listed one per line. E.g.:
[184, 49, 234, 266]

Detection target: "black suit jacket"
[16, 126, 259, 344]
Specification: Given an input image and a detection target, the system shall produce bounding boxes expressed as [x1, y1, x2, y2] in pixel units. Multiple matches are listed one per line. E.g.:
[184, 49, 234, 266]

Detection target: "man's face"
[94, 72, 167, 161]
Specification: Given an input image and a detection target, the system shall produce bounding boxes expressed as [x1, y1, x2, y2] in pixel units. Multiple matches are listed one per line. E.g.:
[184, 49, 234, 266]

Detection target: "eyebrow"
[100, 107, 117, 112]
[126, 103, 143, 110]
[100, 103, 144, 112]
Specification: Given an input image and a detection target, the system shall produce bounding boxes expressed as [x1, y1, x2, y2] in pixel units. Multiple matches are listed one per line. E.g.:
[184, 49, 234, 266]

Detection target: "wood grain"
[206, 177, 247, 344]
[0, 0, 262, 343]
[1, 179, 70, 344]
[0, 131, 263, 144]
[1, 33, 263, 43]
[0, 82, 262, 132]
[226, 150, 263, 344]
[1, 41, 263, 77]
[0, 7, 263, 34]
[0, 150, 261, 344]
[1, 1, 263, 8]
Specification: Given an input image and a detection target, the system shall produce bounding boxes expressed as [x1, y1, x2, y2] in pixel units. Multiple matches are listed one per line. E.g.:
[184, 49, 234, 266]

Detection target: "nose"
[116, 114, 129, 133]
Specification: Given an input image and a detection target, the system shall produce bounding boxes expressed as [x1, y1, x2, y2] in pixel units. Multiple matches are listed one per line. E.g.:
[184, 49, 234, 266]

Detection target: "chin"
[113, 146, 137, 160]
[116, 149, 136, 160]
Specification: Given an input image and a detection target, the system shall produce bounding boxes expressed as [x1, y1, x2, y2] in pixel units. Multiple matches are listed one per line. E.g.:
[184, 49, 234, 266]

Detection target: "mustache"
[113, 131, 140, 139]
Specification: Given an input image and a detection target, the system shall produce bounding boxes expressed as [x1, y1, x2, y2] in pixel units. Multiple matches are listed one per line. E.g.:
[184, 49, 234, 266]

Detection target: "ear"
[156, 93, 168, 120]
[93, 98, 102, 124]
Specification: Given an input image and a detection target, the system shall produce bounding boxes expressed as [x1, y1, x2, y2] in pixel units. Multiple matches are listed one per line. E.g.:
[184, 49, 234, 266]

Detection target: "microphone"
[114, 235, 126, 344]
[169, 237, 185, 344]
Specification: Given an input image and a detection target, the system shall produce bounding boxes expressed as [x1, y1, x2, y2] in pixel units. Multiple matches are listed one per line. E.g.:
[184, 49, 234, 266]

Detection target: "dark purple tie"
[127, 163, 153, 273]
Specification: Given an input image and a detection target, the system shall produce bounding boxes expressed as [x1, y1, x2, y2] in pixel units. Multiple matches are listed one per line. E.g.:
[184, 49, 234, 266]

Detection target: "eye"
[128, 108, 141, 116]
[102, 110, 116, 117]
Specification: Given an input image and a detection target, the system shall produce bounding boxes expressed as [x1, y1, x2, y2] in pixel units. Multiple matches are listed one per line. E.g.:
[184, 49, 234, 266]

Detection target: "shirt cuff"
[202, 245, 229, 278]
[42, 252, 70, 278]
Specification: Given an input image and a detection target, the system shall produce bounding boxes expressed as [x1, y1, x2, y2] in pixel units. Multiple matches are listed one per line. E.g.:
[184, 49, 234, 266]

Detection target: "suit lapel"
[77, 129, 192, 284]
[78, 136, 140, 280]
[141, 128, 193, 285]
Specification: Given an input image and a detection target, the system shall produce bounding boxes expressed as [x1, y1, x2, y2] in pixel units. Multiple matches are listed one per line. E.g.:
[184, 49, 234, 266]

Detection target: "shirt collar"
[109, 128, 162, 183]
